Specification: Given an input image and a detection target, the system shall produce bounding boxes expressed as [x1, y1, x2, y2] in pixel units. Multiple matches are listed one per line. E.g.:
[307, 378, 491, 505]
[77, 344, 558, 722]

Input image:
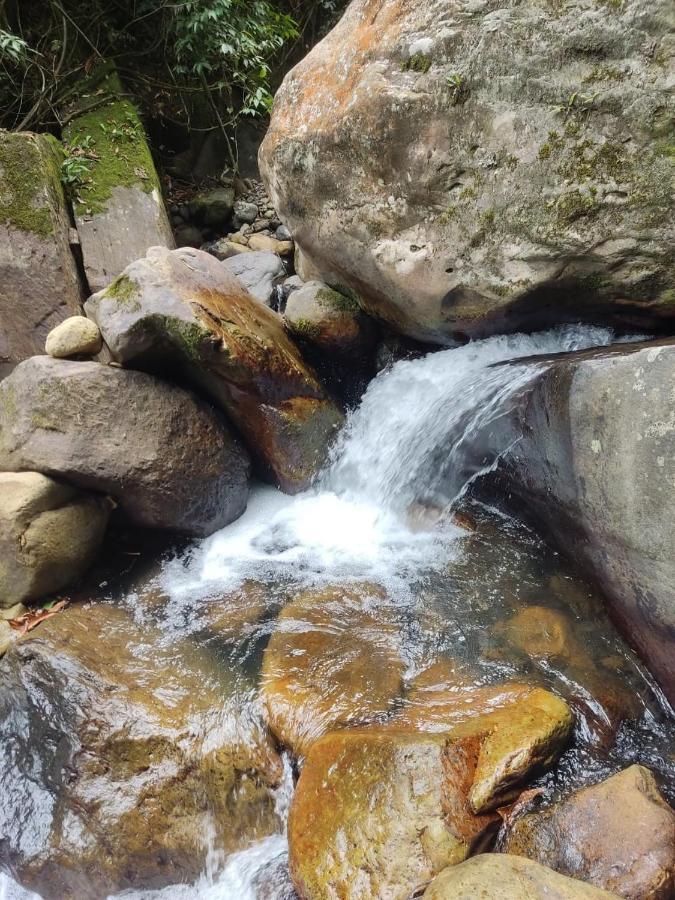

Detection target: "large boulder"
[502, 765, 675, 899]
[0, 601, 283, 899]
[491, 340, 675, 706]
[0, 356, 250, 536]
[261, 584, 405, 756]
[0, 471, 111, 608]
[289, 694, 571, 900]
[424, 855, 621, 899]
[85, 246, 344, 493]
[63, 69, 174, 293]
[260, 0, 674, 342]
[0, 131, 82, 364]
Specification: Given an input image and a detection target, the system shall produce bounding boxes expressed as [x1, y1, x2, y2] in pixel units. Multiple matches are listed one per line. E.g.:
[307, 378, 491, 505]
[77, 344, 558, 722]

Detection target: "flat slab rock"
[0, 356, 250, 536]
[85, 246, 344, 493]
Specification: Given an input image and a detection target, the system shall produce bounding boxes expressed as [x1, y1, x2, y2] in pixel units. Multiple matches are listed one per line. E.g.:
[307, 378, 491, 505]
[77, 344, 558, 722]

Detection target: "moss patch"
[103, 274, 141, 308]
[290, 317, 320, 338]
[0, 132, 64, 237]
[316, 288, 360, 315]
[63, 71, 161, 217]
[402, 53, 432, 74]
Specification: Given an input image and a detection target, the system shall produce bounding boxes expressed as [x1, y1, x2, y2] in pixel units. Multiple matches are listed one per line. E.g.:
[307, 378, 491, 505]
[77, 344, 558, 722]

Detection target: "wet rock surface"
[0, 471, 111, 608]
[288, 728, 500, 900]
[0, 356, 250, 535]
[424, 854, 621, 899]
[261, 584, 405, 756]
[85, 246, 344, 493]
[502, 765, 675, 899]
[261, 0, 674, 341]
[0, 601, 283, 900]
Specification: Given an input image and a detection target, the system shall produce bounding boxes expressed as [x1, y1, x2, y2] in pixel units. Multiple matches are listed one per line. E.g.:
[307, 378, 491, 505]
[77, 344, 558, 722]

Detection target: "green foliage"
[167, 0, 297, 116]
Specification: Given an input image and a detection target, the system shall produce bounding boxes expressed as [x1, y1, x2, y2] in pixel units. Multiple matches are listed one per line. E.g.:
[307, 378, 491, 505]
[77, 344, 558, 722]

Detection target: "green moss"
[402, 53, 432, 74]
[63, 71, 161, 216]
[292, 318, 320, 338]
[436, 205, 457, 225]
[0, 132, 64, 237]
[317, 288, 359, 315]
[538, 144, 552, 161]
[582, 65, 625, 83]
[505, 154, 519, 170]
[552, 189, 598, 223]
[162, 317, 206, 364]
[104, 274, 141, 308]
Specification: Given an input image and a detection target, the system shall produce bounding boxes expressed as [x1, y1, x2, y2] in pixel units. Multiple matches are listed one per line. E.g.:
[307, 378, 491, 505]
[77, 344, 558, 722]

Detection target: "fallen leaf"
[9, 600, 68, 636]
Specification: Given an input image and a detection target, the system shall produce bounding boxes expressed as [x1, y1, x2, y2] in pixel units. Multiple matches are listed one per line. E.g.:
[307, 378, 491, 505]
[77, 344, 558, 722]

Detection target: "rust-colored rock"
[288, 729, 500, 900]
[0, 601, 283, 899]
[424, 854, 621, 899]
[261, 583, 405, 756]
[502, 765, 675, 899]
[85, 246, 343, 492]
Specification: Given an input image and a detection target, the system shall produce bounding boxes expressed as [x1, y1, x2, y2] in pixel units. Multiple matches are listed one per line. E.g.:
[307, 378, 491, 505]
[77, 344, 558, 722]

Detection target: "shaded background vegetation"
[0, 0, 346, 175]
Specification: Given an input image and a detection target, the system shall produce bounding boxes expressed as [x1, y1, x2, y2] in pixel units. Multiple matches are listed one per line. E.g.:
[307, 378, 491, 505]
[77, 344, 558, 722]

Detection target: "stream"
[1, 325, 674, 899]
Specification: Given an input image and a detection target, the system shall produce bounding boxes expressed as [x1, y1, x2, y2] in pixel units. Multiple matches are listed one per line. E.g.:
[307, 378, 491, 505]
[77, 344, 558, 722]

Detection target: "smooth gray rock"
[0, 356, 251, 536]
[261, 0, 674, 342]
[233, 200, 259, 228]
[189, 187, 235, 229]
[285, 280, 377, 361]
[0, 471, 111, 608]
[221, 250, 286, 304]
[492, 339, 675, 705]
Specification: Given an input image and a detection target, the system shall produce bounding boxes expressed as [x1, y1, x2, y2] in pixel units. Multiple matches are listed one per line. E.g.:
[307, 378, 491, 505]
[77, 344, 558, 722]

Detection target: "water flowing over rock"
[501, 765, 675, 899]
[492, 339, 675, 706]
[423, 855, 621, 899]
[0, 131, 82, 365]
[85, 246, 344, 493]
[0, 356, 250, 536]
[260, 0, 674, 342]
[261, 583, 405, 756]
[0, 472, 111, 608]
[0, 602, 283, 899]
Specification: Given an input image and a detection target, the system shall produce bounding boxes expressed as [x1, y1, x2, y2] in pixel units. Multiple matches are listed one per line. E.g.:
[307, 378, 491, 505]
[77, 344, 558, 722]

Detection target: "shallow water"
[1, 326, 673, 899]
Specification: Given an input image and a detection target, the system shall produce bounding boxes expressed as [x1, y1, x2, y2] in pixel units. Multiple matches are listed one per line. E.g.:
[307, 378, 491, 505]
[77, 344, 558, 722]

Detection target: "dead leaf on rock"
[9, 600, 69, 636]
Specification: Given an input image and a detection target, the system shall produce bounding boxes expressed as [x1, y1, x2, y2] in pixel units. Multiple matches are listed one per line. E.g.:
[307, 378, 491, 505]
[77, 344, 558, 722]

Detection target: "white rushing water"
[0, 325, 627, 900]
[155, 324, 617, 608]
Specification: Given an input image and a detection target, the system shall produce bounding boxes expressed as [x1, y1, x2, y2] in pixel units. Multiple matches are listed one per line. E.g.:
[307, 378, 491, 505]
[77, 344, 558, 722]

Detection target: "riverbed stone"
[189, 186, 235, 229]
[45, 316, 102, 358]
[0, 601, 283, 899]
[0, 471, 111, 609]
[502, 765, 675, 899]
[0, 356, 250, 536]
[288, 728, 500, 900]
[248, 233, 294, 256]
[63, 69, 174, 293]
[260, 0, 674, 342]
[0, 131, 82, 364]
[285, 280, 378, 361]
[85, 246, 344, 493]
[492, 340, 675, 706]
[261, 584, 405, 756]
[424, 855, 621, 899]
[221, 250, 286, 304]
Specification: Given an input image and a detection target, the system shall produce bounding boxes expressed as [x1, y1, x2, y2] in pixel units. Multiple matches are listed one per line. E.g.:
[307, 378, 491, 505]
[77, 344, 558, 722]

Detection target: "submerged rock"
[424, 854, 621, 899]
[261, 584, 405, 756]
[502, 765, 675, 899]
[260, 0, 673, 341]
[493, 340, 675, 706]
[45, 316, 102, 359]
[288, 729, 500, 900]
[0, 601, 283, 899]
[85, 246, 343, 493]
[0, 471, 110, 608]
[0, 131, 82, 364]
[0, 356, 250, 536]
